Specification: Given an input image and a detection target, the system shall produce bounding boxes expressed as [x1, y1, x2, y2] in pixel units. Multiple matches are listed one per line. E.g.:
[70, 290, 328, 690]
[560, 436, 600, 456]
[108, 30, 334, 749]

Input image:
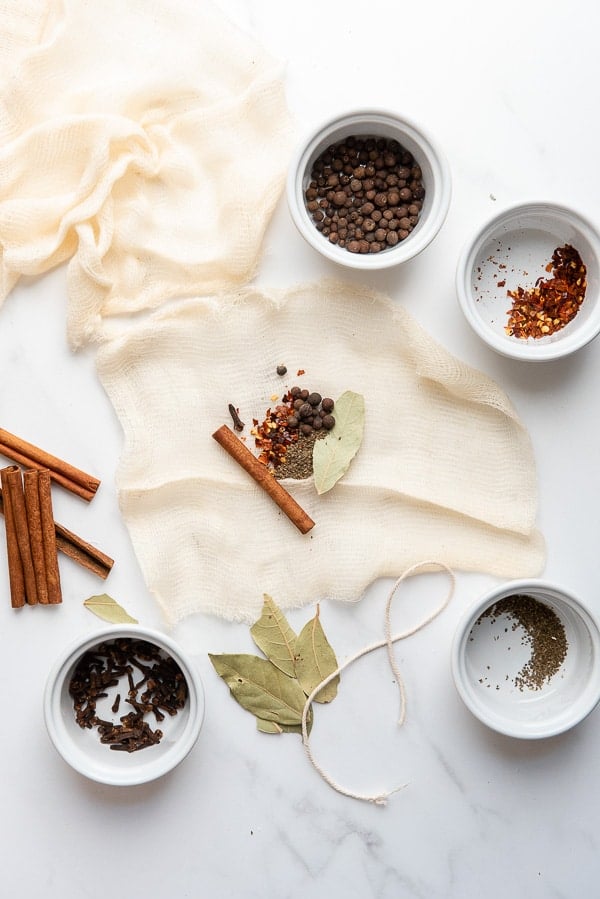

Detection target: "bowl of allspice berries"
[286, 108, 452, 269]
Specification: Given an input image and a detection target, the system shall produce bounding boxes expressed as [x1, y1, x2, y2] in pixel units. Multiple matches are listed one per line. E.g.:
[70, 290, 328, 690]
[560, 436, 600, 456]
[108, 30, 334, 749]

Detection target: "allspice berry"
[322, 414, 336, 430]
[304, 136, 425, 257]
[321, 397, 335, 413]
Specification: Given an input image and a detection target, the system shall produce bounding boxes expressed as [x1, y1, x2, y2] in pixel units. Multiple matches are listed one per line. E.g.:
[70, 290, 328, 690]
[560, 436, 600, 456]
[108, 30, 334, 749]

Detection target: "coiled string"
[301, 560, 456, 805]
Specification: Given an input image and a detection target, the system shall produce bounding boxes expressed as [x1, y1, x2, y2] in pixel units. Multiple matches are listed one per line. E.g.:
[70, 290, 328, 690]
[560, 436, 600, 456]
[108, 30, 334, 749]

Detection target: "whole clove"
[228, 403, 245, 432]
[69, 638, 188, 752]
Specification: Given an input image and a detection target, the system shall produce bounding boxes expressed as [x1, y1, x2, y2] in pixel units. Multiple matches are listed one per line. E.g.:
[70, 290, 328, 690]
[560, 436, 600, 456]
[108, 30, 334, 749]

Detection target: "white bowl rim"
[455, 200, 600, 361]
[451, 578, 600, 739]
[286, 106, 452, 269]
[43, 623, 205, 785]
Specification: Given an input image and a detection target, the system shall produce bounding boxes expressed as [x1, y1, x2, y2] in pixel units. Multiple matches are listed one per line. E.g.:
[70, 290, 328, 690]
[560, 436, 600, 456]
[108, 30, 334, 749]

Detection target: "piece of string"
[301, 560, 456, 806]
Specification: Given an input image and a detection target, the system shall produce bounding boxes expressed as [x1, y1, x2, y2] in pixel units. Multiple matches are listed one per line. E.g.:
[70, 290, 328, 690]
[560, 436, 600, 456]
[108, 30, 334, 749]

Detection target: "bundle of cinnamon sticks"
[1, 466, 61, 606]
[0, 428, 115, 609]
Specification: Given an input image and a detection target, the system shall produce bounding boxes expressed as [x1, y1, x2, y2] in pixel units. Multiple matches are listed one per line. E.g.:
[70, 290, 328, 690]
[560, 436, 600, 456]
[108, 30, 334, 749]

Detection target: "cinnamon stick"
[212, 424, 315, 535]
[0, 467, 26, 608]
[0, 428, 100, 502]
[0, 486, 113, 580]
[1, 466, 38, 604]
[54, 522, 114, 580]
[34, 469, 63, 604]
[23, 469, 49, 604]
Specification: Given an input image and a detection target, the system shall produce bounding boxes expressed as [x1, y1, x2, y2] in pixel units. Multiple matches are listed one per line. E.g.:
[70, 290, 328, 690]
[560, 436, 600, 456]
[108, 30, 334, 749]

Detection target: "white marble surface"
[2, 2, 600, 897]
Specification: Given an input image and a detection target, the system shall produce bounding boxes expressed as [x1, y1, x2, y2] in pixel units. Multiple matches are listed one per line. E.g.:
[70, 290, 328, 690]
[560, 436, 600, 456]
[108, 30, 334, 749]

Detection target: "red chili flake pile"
[505, 244, 587, 339]
[251, 393, 299, 468]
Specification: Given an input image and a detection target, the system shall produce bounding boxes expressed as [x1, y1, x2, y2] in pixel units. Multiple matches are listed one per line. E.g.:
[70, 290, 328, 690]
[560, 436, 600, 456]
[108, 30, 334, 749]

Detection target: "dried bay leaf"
[295, 606, 340, 703]
[83, 593, 138, 624]
[256, 704, 313, 735]
[250, 594, 298, 677]
[209, 653, 307, 725]
[313, 390, 365, 495]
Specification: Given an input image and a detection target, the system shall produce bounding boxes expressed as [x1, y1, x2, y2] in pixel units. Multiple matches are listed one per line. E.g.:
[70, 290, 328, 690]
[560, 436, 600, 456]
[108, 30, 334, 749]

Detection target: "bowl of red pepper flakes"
[456, 201, 600, 361]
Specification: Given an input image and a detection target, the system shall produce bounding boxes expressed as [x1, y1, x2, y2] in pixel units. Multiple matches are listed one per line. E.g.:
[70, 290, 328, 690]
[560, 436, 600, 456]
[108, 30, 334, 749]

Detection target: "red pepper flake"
[296, 369, 305, 376]
[505, 244, 587, 339]
[252, 391, 299, 468]
[497, 280, 506, 288]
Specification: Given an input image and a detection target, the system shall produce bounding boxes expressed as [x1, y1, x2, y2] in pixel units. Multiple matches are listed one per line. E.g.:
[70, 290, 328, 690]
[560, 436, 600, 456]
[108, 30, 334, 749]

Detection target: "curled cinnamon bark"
[0, 485, 113, 581]
[0, 428, 100, 502]
[23, 469, 49, 604]
[212, 425, 315, 534]
[2, 466, 38, 604]
[0, 467, 26, 608]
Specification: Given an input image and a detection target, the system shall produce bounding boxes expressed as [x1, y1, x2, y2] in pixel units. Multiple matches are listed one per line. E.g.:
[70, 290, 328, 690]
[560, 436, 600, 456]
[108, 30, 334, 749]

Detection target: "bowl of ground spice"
[286, 109, 451, 269]
[456, 201, 600, 360]
[452, 580, 600, 739]
[44, 625, 205, 784]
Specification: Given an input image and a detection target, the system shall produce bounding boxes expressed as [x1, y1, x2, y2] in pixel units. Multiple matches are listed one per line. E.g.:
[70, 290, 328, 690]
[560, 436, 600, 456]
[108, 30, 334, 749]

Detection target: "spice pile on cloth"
[0, 0, 293, 348]
[96, 282, 545, 624]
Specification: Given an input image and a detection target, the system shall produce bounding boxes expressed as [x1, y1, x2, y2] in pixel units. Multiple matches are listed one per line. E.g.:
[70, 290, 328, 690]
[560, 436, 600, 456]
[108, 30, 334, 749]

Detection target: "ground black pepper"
[274, 430, 325, 480]
[474, 594, 568, 691]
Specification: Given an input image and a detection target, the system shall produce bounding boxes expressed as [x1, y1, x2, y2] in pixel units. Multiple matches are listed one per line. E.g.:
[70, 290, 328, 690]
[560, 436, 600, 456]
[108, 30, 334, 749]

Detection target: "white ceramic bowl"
[456, 201, 600, 360]
[452, 580, 600, 739]
[286, 108, 451, 270]
[44, 625, 204, 785]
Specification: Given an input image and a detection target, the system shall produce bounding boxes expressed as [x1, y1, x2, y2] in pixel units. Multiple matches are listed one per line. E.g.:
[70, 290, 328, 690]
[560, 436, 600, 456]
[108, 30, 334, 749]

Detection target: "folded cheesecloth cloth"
[0, 0, 545, 623]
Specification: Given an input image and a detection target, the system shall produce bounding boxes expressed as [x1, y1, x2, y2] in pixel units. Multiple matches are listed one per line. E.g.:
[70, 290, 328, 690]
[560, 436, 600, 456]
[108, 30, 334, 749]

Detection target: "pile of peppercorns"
[288, 386, 335, 436]
[304, 135, 425, 255]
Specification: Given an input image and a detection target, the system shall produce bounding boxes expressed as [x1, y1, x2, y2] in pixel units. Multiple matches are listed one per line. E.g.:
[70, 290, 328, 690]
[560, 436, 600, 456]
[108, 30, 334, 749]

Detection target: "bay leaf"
[256, 704, 313, 735]
[295, 605, 340, 703]
[313, 390, 365, 495]
[250, 594, 298, 677]
[83, 593, 138, 624]
[208, 653, 307, 725]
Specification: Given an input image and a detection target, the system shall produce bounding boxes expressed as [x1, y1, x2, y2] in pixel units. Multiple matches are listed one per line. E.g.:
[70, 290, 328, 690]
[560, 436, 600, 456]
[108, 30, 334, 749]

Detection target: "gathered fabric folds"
[0, 0, 293, 347]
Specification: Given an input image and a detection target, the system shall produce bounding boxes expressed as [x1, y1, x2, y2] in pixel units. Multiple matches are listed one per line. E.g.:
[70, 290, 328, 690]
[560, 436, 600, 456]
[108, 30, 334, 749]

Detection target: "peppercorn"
[321, 397, 335, 413]
[299, 403, 312, 419]
[300, 424, 313, 436]
[300, 389, 309, 401]
[322, 414, 335, 430]
[304, 136, 425, 256]
[308, 392, 321, 406]
[276, 364, 287, 376]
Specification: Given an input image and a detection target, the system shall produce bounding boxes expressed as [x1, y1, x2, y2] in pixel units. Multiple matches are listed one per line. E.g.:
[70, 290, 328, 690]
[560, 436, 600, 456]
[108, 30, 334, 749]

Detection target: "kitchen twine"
[301, 560, 456, 806]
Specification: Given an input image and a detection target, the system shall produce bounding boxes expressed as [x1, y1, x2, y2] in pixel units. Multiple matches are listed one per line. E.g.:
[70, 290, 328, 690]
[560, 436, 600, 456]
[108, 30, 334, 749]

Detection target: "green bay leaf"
[208, 653, 307, 725]
[313, 390, 365, 495]
[295, 606, 340, 703]
[256, 704, 313, 735]
[250, 594, 298, 677]
[83, 593, 138, 624]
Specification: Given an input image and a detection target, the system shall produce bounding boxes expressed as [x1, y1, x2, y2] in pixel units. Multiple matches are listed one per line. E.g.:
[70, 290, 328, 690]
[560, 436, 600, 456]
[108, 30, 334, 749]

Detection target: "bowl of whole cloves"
[451, 579, 600, 739]
[44, 625, 205, 785]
